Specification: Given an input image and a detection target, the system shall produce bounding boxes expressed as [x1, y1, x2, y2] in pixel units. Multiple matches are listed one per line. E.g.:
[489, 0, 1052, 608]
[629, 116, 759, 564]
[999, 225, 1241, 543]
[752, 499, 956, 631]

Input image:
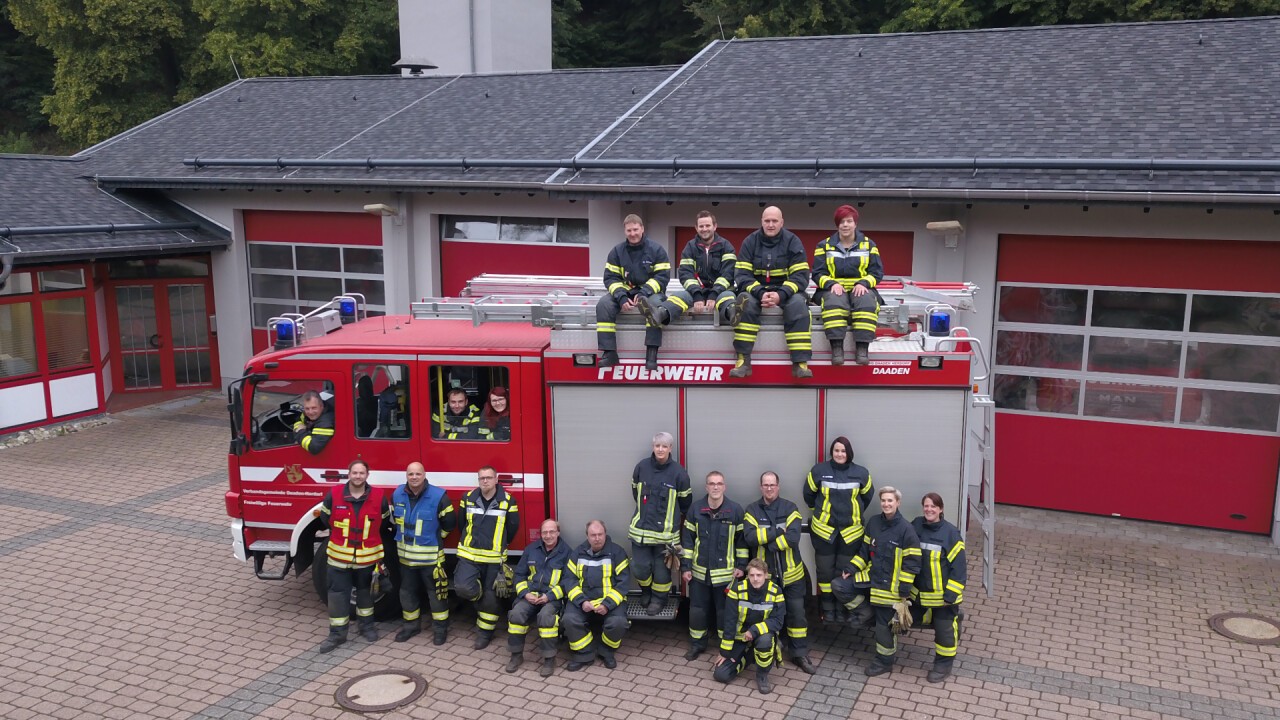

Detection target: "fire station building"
[1, 16, 1277, 542]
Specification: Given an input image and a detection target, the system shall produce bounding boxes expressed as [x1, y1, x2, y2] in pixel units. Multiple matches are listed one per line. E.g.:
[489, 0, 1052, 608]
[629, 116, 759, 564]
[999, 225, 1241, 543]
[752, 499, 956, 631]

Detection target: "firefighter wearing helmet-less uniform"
[628, 432, 692, 615]
[679, 471, 749, 662]
[803, 436, 875, 624]
[596, 214, 676, 371]
[454, 465, 520, 650]
[730, 205, 814, 379]
[744, 471, 816, 674]
[391, 462, 456, 647]
[910, 492, 966, 683]
[835, 485, 921, 677]
[316, 458, 391, 653]
[714, 558, 786, 695]
[563, 520, 632, 671]
[812, 204, 883, 366]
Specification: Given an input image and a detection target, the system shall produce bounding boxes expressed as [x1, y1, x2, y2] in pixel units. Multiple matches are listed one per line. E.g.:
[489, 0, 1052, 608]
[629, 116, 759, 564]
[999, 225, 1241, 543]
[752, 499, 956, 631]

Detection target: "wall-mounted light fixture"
[925, 220, 964, 249]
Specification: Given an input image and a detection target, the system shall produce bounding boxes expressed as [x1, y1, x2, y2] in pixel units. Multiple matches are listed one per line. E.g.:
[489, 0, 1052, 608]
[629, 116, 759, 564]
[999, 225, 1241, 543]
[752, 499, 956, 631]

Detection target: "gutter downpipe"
[542, 38, 729, 185]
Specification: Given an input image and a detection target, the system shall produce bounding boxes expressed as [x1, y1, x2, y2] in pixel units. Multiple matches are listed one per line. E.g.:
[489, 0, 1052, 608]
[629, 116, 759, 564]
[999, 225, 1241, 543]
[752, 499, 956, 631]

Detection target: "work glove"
[371, 562, 389, 597]
[663, 543, 683, 577]
[493, 563, 515, 599]
[433, 564, 449, 602]
[891, 597, 913, 636]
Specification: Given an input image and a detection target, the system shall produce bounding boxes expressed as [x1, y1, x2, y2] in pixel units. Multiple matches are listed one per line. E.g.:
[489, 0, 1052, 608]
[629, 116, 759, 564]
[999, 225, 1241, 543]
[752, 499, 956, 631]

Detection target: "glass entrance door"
[116, 285, 162, 390]
[109, 268, 218, 391]
[167, 284, 212, 386]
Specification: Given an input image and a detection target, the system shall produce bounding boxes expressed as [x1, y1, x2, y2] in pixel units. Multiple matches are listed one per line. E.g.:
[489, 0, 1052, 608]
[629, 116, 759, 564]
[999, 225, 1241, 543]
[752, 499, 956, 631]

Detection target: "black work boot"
[394, 622, 419, 643]
[792, 362, 813, 379]
[831, 344, 845, 366]
[794, 656, 817, 674]
[645, 346, 659, 371]
[317, 627, 347, 654]
[505, 653, 523, 673]
[646, 595, 665, 616]
[820, 595, 836, 623]
[865, 660, 892, 677]
[473, 631, 493, 650]
[854, 342, 870, 365]
[756, 668, 772, 695]
[540, 658, 555, 677]
[729, 353, 752, 378]
[599, 350, 619, 368]
[927, 660, 954, 683]
[359, 621, 379, 643]
[432, 624, 449, 646]
[850, 602, 874, 628]
[684, 645, 705, 662]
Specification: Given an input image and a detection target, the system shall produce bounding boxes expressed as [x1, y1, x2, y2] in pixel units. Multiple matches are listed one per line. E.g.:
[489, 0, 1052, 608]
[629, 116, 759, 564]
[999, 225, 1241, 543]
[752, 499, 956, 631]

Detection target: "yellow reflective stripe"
[605, 263, 624, 274]
[680, 258, 696, 266]
[645, 278, 662, 292]
[606, 282, 627, 294]
[947, 541, 965, 563]
[734, 261, 753, 270]
[787, 262, 809, 274]
[652, 262, 671, 272]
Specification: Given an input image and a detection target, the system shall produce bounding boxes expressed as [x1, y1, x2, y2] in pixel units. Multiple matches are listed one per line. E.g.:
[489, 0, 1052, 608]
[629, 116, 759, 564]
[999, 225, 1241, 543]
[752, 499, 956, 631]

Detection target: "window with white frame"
[992, 284, 1280, 433]
[441, 216, 589, 244]
[247, 242, 385, 327]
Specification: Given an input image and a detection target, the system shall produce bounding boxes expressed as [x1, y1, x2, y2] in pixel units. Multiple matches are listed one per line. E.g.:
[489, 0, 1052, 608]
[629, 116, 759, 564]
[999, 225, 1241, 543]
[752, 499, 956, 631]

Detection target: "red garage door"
[992, 234, 1280, 533]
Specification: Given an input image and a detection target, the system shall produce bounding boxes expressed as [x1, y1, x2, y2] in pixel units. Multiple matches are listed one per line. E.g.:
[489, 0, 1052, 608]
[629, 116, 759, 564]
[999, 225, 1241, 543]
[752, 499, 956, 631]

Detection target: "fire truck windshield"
[248, 379, 334, 449]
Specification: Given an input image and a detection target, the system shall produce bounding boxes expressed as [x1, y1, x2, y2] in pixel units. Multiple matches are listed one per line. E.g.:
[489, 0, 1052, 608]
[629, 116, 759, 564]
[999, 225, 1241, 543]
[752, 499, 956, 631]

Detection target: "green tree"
[686, 0, 887, 38]
[881, 0, 986, 32]
[0, 8, 55, 142]
[556, 0, 703, 67]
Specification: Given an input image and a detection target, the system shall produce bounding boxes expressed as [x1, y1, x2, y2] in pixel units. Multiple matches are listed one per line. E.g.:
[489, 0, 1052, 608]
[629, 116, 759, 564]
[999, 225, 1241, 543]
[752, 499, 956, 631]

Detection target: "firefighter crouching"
[454, 465, 520, 649]
[391, 462, 456, 646]
[316, 459, 391, 653]
[628, 432, 692, 615]
[730, 205, 814, 379]
[834, 485, 921, 677]
[744, 471, 817, 674]
[597, 214, 676, 371]
[680, 471, 749, 661]
[910, 492, 966, 683]
[813, 204, 884, 366]
[563, 520, 632, 671]
[714, 558, 786, 695]
[505, 519, 571, 677]
[805, 436, 875, 625]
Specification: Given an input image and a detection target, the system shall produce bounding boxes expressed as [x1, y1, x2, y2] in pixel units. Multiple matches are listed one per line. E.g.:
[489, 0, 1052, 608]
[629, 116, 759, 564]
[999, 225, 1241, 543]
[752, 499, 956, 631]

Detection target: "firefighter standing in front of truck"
[731, 205, 814, 379]
[293, 390, 335, 454]
[628, 431, 693, 615]
[391, 462, 457, 647]
[454, 465, 520, 650]
[805, 436, 876, 625]
[316, 458, 391, 653]
[744, 470, 817, 674]
[596, 214, 676, 372]
[680, 470, 748, 662]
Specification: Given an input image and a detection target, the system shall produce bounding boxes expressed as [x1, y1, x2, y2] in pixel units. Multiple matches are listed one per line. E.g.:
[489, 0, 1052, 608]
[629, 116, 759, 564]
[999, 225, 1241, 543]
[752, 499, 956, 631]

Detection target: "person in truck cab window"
[433, 388, 479, 440]
[596, 214, 676, 372]
[293, 391, 335, 455]
[478, 386, 511, 442]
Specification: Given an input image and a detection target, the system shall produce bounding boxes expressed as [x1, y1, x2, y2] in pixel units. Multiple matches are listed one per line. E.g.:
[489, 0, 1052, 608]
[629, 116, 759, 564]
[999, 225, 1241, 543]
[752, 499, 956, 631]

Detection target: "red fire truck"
[224, 275, 996, 616]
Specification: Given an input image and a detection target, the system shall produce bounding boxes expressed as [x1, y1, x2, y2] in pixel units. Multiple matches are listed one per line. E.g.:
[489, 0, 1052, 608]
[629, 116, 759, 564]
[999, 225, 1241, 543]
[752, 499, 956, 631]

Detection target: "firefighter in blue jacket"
[391, 462, 456, 646]
[505, 519, 572, 677]
[731, 205, 813, 379]
[597, 214, 675, 371]
[911, 492, 966, 683]
[813, 204, 884, 365]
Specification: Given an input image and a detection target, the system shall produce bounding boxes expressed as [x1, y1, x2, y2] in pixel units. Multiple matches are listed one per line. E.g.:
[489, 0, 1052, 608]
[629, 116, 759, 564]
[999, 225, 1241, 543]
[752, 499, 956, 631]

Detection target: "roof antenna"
[717, 15, 726, 41]
[229, 53, 242, 80]
[1197, 33, 1204, 46]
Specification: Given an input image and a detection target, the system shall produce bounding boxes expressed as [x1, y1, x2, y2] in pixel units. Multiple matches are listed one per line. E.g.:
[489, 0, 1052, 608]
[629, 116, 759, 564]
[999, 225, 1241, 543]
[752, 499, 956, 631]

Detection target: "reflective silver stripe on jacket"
[821, 481, 860, 490]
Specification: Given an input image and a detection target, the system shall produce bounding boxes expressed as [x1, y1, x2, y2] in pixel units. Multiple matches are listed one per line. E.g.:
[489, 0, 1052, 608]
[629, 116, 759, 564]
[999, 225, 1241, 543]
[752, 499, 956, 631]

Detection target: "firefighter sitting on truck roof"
[677, 210, 739, 323]
[804, 436, 875, 626]
[909, 492, 966, 684]
[392, 462, 457, 647]
[834, 486, 921, 678]
[293, 390, 336, 454]
[563, 519, 632, 672]
[744, 471, 817, 675]
[731, 205, 814, 379]
[813, 204, 883, 366]
[454, 465, 520, 650]
[628, 432, 693, 616]
[597, 214, 676, 372]
[680, 471, 748, 663]
[316, 459, 392, 653]
[505, 518, 571, 677]
[433, 388, 480, 440]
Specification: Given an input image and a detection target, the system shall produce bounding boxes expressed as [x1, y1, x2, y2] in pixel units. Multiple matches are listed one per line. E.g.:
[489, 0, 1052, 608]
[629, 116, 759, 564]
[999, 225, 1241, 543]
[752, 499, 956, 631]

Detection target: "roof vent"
[395, 57, 440, 76]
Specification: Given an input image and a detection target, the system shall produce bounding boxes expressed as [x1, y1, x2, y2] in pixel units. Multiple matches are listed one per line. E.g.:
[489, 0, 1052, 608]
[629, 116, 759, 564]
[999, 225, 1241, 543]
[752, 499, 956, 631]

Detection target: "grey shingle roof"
[562, 17, 1280, 196]
[0, 155, 228, 262]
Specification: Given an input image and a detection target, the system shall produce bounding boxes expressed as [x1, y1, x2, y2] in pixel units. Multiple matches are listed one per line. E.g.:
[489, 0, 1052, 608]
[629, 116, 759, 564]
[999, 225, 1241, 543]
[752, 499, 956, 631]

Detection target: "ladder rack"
[411, 273, 979, 331]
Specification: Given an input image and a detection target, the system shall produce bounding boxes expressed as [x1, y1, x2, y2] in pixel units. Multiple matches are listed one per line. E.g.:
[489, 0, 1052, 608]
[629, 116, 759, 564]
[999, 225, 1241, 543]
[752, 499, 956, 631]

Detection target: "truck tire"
[311, 540, 402, 621]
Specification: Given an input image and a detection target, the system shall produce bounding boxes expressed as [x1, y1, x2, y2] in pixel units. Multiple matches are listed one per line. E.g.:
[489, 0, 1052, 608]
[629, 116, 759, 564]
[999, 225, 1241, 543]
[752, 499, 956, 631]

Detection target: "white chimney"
[398, 0, 552, 76]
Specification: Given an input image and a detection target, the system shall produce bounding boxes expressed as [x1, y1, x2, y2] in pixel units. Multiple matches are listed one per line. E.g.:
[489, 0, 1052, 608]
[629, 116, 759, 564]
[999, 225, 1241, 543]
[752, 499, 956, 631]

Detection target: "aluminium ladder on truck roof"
[411, 273, 979, 331]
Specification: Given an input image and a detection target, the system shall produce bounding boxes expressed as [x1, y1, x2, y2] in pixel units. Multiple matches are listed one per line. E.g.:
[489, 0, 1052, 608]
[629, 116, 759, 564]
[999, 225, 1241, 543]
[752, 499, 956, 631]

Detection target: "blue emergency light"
[338, 297, 357, 324]
[928, 310, 951, 337]
[274, 318, 296, 350]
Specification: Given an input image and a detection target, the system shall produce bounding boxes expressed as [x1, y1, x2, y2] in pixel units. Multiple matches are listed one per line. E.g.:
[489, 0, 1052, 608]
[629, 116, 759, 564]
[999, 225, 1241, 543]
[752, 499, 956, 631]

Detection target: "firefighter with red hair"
[813, 204, 884, 365]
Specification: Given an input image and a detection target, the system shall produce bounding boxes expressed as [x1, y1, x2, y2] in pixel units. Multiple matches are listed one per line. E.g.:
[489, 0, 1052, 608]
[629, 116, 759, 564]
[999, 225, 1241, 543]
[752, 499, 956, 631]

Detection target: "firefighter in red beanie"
[812, 204, 884, 365]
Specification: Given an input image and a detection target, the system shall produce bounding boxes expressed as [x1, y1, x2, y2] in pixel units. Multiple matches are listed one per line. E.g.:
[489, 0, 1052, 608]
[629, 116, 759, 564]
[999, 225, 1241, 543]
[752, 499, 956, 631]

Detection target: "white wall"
[399, 0, 552, 75]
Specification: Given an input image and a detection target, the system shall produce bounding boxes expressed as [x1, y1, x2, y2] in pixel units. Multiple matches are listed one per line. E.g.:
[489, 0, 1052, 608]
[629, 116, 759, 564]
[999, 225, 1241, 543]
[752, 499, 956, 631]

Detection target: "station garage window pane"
[42, 297, 90, 370]
[443, 216, 499, 240]
[557, 219, 590, 244]
[997, 287, 1086, 325]
[1087, 336, 1181, 378]
[1187, 342, 1280, 385]
[343, 247, 384, 275]
[1190, 295, 1280, 338]
[995, 330, 1084, 369]
[0, 302, 38, 378]
[993, 373, 1080, 414]
[344, 278, 384, 306]
[296, 245, 341, 272]
[1083, 380, 1177, 422]
[39, 269, 86, 291]
[252, 302, 297, 327]
[1180, 388, 1280, 432]
[1091, 290, 1185, 331]
[500, 218, 555, 243]
[251, 273, 296, 300]
[298, 276, 343, 303]
[248, 243, 294, 270]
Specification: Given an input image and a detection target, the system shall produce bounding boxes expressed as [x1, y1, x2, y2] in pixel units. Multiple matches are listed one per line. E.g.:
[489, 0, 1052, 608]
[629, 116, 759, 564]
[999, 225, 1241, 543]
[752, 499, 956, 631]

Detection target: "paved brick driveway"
[2, 395, 1278, 720]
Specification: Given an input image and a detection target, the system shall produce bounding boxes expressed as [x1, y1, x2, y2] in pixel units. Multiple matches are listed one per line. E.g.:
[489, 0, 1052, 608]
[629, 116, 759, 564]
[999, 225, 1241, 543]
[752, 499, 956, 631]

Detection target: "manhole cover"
[335, 670, 428, 713]
[1208, 613, 1280, 645]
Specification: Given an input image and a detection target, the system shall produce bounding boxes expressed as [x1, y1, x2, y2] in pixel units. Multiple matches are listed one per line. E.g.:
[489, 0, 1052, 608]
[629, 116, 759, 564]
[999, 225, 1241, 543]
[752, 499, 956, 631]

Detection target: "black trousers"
[779, 579, 809, 655]
[326, 563, 375, 630]
[812, 533, 860, 598]
[713, 632, 775, 683]
[398, 563, 449, 628]
[732, 292, 812, 362]
[871, 604, 899, 666]
[563, 602, 628, 663]
[818, 289, 879, 343]
[631, 543, 672, 599]
[687, 579, 729, 649]
[911, 604, 960, 663]
[597, 292, 665, 350]
[453, 559, 502, 633]
[507, 598, 563, 658]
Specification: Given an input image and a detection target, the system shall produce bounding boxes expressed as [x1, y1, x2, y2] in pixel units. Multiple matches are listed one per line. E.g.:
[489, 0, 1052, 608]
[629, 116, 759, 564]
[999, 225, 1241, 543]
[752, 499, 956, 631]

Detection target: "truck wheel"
[311, 540, 402, 620]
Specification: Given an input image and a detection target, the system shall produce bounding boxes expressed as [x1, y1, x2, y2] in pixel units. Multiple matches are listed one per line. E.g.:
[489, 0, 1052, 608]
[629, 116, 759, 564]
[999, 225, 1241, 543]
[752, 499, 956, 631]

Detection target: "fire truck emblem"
[284, 464, 305, 483]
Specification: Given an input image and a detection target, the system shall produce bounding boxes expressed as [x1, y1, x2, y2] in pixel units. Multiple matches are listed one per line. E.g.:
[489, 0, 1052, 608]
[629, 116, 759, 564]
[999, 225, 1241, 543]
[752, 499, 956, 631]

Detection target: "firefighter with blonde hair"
[628, 431, 692, 615]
